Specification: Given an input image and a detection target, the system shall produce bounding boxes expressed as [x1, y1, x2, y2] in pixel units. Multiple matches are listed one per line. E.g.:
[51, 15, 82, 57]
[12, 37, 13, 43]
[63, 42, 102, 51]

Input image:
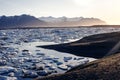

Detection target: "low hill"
[38, 31, 120, 58]
[35, 53, 120, 80]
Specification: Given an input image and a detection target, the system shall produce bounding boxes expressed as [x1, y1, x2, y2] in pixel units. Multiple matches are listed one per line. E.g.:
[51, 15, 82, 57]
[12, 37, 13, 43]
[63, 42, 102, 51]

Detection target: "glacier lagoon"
[0, 27, 120, 80]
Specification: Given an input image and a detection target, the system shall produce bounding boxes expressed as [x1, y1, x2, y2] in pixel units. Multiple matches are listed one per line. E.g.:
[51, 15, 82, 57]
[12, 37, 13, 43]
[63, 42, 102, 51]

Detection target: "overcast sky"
[0, 0, 120, 24]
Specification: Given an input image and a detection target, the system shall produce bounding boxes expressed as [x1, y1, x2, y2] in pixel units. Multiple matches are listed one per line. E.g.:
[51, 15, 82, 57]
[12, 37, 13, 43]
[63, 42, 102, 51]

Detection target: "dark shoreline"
[1, 25, 120, 30]
[37, 31, 120, 58]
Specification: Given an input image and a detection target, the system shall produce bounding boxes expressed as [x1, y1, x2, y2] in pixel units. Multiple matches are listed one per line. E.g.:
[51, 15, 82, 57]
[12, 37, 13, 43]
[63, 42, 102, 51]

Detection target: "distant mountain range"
[0, 14, 106, 29]
[39, 16, 84, 22]
[39, 16, 106, 27]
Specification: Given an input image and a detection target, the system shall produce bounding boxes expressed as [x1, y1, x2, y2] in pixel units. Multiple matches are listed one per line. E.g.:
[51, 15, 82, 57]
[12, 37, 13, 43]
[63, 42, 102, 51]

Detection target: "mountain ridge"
[39, 16, 106, 26]
[0, 14, 106, 29]
[0, 14, 46, 28]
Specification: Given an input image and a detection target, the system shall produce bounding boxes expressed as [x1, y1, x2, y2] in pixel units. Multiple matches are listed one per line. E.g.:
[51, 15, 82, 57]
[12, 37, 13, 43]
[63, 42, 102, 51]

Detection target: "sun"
[73, 0, 92, 6]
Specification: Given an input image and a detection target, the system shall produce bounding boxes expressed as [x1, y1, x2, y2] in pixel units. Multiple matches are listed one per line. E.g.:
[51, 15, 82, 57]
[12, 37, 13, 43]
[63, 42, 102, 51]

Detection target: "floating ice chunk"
[22, 50, 32, 55]
[37, 70, 49, 76]
[73, 57, 84, 60]
[35, 63, 45, 70]
[36, 53, 45, 56]
[0, 66, 16, 75]
[58, 64, 68, 70]
[32, 59, 40, 63]
[0, 60, 7, 66]
[63, 57, 72, 62]
[45, 63, 52, 67]
[49, 66, 56, 70]
[8, 72, 15, 77]
[0, 76, 17, 80]
[43, 56, 53, 60]
[22, 70, 38, 78]
[56, 61, 63, 65]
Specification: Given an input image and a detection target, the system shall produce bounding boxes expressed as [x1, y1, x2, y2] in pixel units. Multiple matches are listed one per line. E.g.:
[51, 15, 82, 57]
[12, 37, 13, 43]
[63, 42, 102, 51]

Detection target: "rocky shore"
[35, 52, 120, 80]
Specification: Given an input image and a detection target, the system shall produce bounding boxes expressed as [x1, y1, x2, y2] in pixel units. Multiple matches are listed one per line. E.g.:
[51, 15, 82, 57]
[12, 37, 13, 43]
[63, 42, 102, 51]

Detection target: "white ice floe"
[58, 64, 68, 70]
[64, 57, 72, 62]
[0, 76, 17, 80]
[0, 66, 16, 75]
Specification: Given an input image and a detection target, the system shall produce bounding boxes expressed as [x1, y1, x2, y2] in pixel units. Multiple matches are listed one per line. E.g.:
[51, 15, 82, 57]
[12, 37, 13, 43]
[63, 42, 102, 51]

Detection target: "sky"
[0, 0, 120, 24]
